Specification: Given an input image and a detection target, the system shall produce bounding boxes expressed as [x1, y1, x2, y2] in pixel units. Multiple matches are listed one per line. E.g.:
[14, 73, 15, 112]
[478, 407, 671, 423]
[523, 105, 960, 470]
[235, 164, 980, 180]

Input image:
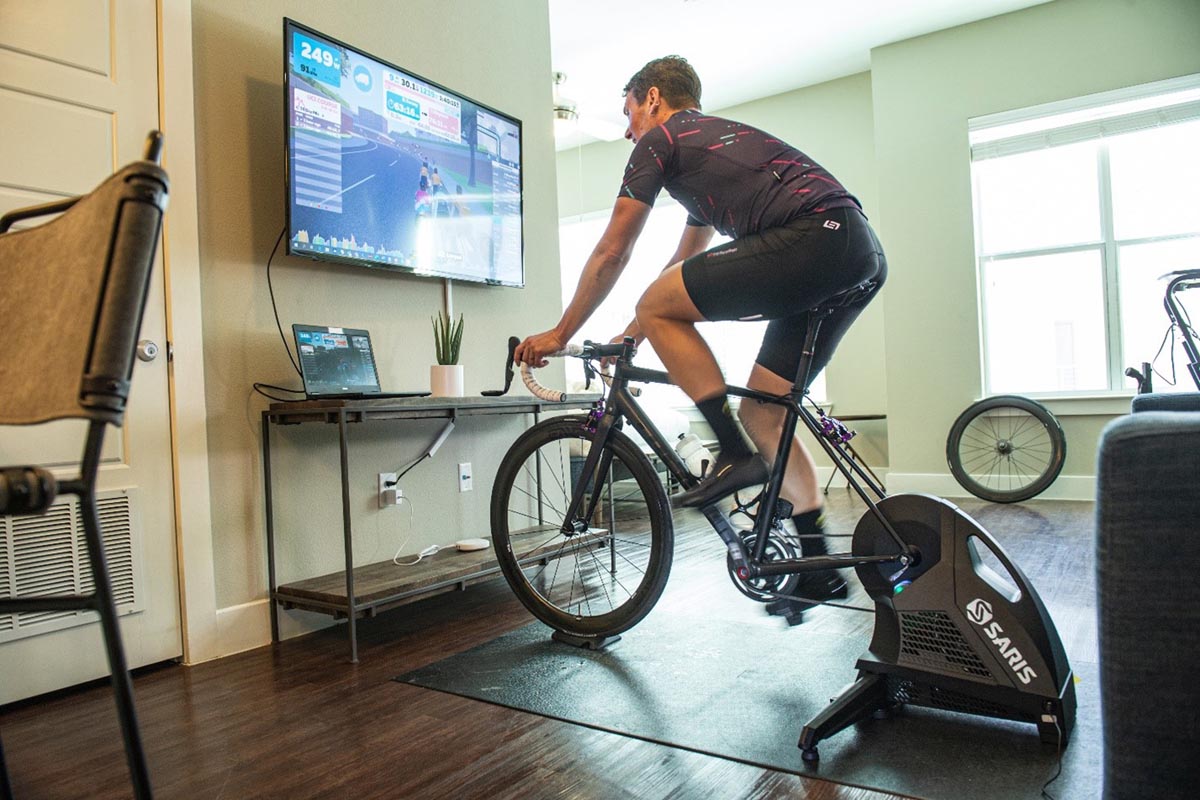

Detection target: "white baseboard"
[214, 600, 271, 659]
[885, 472, 1096, 502]
[213, 598, 344, 659]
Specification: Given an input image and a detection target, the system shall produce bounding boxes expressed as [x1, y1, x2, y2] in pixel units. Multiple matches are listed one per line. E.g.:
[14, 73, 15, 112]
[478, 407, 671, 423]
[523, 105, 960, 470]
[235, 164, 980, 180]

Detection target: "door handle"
[136, 339, 159, 362]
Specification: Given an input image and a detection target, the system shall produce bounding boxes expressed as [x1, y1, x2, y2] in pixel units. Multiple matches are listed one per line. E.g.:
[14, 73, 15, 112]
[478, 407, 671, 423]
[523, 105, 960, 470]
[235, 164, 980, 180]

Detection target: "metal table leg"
[263, 411, 279, 643]
[338, 410, 358, 663]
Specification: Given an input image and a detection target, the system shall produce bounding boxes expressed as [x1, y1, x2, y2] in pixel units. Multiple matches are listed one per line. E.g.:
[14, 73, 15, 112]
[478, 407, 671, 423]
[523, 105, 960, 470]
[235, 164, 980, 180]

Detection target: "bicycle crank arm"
[750, 552, 908, 578]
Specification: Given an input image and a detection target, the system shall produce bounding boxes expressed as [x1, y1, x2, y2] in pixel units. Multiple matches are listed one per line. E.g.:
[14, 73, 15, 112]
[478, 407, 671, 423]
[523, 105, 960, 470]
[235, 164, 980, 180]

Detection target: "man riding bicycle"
[516, 56, 887, 602]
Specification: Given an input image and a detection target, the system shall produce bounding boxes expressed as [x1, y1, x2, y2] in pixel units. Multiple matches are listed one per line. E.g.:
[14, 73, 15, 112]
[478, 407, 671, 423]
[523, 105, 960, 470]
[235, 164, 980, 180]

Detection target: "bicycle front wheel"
[491, 415, 673, 638]
[946, 395, 1066, 503]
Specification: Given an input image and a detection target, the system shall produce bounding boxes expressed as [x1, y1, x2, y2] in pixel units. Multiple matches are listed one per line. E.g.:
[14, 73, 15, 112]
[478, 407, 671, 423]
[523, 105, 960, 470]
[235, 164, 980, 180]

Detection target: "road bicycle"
[488, 282, 1076, 760]
[1126, 268, 1200, 393]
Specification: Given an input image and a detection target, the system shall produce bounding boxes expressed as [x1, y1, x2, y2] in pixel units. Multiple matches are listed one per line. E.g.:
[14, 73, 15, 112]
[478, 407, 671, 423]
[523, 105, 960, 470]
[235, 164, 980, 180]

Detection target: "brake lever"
[481, 336, 520, 396]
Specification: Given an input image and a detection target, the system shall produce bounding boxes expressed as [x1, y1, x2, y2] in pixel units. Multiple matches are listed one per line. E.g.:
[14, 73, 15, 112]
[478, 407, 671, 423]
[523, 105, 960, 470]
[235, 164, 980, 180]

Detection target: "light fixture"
[552, 71, 579, 138]
[553, 103, 578, 137]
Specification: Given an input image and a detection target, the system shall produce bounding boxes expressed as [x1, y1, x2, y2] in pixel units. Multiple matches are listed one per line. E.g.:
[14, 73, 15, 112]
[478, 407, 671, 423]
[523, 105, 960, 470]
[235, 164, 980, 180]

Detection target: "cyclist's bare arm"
[615, 221, 715, 346]
[516, 197, 652, 367]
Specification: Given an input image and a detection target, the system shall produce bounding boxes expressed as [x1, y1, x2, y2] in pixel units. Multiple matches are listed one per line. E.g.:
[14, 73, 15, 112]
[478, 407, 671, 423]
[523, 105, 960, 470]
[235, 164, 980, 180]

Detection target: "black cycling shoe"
[766, 572, 848, 625]
[788, 571, 848, 602]
[677, 453, 768, 508]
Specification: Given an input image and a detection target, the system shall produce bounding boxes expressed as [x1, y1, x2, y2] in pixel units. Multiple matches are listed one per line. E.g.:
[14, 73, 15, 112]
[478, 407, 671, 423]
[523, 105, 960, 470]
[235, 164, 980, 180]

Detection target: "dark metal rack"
[261, 395, 597, 662]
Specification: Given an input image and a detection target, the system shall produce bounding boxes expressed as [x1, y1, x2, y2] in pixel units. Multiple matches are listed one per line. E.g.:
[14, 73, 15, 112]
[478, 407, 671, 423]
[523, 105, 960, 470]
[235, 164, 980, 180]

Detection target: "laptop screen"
[293, 325, 383, 396]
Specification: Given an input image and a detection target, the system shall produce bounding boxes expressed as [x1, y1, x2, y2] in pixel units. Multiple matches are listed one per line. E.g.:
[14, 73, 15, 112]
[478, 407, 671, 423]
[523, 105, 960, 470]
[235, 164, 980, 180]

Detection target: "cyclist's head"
[622, 56, 701, 110]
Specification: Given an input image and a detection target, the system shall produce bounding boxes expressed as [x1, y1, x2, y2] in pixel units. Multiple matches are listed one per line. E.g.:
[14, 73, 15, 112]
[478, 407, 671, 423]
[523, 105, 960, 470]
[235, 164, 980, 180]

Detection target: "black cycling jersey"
[617, 109, 860, 238]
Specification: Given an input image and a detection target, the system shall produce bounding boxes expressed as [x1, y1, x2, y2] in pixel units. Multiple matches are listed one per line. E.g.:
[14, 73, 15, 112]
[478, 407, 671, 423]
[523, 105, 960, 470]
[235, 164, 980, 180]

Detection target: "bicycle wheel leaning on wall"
[946, 395, 1066, 503]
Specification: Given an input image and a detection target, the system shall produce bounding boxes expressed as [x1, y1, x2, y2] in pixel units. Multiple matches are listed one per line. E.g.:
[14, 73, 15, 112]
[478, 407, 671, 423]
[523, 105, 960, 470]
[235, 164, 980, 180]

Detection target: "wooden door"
[0, 0, 182, 702]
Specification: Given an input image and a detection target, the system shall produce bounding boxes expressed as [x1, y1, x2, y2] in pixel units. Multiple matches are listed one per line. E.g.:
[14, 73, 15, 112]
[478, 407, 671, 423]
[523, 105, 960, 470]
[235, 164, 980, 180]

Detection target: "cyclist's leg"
[634, 265, 724, 402]
[637, 266, 766, 504]
[740, 295, 878, 514]
[741, 361, 821, 513]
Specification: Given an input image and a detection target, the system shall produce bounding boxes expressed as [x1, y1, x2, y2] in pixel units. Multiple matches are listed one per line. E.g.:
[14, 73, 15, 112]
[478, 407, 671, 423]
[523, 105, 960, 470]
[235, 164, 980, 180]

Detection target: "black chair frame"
[0, 132, 168, 800]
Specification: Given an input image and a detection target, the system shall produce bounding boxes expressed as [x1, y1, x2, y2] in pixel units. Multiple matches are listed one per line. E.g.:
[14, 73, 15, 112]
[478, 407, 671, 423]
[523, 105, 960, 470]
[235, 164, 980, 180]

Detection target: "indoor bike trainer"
[495, 282, 1077, 763]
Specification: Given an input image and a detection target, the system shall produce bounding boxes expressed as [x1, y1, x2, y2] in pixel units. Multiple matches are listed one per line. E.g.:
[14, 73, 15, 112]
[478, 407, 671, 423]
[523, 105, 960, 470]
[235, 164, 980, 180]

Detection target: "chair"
[0, 131, 169, 800]
[1096, 404, 1200, 799]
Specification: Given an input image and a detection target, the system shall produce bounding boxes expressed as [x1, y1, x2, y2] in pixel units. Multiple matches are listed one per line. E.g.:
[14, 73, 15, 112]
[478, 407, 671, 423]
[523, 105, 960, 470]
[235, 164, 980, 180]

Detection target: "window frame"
[969, 73, 1200, 400]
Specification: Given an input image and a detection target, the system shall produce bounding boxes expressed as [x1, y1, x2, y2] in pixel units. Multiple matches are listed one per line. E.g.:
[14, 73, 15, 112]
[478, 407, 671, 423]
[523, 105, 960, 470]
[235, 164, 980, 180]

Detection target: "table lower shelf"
[273, 526, 607, 620]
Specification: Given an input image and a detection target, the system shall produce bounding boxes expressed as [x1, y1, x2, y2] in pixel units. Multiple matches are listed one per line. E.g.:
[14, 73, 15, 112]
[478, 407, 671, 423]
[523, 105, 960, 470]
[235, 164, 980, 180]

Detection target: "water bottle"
[675, 432, 714, 479]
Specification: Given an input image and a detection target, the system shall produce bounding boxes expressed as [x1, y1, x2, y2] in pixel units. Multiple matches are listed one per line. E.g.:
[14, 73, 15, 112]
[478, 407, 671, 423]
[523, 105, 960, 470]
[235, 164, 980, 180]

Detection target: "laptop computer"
[292, 324, 430, 400]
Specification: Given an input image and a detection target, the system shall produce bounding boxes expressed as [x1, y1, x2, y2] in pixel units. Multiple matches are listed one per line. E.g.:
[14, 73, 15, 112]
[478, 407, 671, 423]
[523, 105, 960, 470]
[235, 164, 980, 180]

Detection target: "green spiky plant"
[432, 311, 465, 366]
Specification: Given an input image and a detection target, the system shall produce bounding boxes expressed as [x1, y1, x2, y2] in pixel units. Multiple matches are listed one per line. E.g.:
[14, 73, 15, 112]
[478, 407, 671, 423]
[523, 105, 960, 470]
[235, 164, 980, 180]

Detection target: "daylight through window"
[969, 75, 1200, 395]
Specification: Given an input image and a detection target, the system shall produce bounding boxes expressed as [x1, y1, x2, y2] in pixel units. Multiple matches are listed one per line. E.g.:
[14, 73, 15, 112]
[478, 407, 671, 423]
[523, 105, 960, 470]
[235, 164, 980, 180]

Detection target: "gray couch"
[1097, 392, 1200, 799]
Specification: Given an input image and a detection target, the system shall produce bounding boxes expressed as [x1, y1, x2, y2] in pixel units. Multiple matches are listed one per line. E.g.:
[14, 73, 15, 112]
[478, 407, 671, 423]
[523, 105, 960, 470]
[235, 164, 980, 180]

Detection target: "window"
[558, 202, 826, 407]
[969, 75, 1200, 395]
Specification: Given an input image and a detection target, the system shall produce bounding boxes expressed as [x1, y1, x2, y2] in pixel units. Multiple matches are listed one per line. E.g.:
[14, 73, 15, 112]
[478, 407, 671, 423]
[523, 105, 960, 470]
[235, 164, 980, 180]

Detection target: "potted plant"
[431, 310, 465, 396]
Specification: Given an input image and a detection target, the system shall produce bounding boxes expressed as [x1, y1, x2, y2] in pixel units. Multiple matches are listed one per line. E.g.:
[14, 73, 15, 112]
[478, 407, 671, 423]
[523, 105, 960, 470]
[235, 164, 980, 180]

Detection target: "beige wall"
[872, 0, 1200, 493]
[191, 1, 562, 624]
[556, 0, 1200, 498]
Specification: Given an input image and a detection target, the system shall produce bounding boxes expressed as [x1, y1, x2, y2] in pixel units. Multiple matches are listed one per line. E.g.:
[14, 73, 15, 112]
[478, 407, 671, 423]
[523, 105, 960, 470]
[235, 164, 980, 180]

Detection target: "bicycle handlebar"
[518, 340, 640, 402]
[520, 344, 584, 402]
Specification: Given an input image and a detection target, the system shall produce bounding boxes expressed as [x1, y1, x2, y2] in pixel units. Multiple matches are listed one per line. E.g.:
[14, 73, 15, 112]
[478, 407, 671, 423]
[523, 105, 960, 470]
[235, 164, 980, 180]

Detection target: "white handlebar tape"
[520, 345, 582, 402]
[518, 344, 638, 400]
[521, 362, 566, 402]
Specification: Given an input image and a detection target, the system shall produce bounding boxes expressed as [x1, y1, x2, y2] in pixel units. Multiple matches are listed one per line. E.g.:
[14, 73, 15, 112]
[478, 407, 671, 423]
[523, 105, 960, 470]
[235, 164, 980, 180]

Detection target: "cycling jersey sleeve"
[617, 126, 670, 208]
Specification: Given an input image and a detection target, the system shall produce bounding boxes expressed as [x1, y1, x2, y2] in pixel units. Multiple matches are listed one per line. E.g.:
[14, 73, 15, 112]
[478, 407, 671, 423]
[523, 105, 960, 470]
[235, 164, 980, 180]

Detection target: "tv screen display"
[284, 19, 524, 286]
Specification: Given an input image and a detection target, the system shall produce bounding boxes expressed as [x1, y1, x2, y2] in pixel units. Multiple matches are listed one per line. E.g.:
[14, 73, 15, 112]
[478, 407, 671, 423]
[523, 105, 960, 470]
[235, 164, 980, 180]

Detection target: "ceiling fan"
[552, 71, 626, 143]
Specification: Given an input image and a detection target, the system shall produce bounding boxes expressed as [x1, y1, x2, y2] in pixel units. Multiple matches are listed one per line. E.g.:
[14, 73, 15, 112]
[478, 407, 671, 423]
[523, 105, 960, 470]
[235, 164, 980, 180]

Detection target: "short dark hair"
[623, 56, 701, 109]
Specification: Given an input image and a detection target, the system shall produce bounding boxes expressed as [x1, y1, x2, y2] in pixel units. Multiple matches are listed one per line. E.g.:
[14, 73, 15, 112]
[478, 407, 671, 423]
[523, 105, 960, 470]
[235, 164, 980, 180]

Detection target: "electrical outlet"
[378, 472, 398, 508]
[458, 462, 472, 492]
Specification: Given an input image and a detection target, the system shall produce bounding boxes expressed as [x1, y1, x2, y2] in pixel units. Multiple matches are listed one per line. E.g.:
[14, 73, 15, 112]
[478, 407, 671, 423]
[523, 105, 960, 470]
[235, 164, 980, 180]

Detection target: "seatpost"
[792, 309, 832, 395]
[750, 310, 830, 562]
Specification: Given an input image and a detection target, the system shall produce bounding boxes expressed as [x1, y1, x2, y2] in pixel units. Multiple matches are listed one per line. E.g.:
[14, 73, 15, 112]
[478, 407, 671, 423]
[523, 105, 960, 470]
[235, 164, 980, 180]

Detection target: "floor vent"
[0, 490, 143, 643]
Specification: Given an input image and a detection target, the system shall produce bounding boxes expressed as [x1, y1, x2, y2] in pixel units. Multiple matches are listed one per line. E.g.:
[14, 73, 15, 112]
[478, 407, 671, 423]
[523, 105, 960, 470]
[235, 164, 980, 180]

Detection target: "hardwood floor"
[0, 490, 1094, 799]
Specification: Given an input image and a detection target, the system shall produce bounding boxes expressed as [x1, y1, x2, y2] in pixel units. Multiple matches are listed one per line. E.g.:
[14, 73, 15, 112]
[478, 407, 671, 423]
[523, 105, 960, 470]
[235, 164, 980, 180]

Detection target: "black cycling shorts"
[680, 206, 887, 385]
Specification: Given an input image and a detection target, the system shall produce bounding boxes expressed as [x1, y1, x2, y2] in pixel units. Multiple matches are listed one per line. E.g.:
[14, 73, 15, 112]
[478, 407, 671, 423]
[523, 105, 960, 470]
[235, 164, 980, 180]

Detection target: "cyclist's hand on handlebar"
[515, 330, 565, 368]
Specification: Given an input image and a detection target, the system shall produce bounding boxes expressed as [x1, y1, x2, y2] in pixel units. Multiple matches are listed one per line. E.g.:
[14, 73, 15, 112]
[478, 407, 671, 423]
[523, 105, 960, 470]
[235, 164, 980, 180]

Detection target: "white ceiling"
[550, 0, 1054, 150]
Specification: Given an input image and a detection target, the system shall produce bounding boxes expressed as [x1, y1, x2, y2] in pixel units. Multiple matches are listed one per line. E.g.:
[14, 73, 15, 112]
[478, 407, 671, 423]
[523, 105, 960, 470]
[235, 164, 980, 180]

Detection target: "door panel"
[0, 0, 111, 75]
[0, 0, 182, 703]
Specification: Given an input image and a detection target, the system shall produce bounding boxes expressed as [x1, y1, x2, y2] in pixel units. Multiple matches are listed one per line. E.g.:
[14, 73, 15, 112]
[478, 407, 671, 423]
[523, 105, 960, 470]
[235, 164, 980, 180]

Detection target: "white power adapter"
[381, 487, 403, 506]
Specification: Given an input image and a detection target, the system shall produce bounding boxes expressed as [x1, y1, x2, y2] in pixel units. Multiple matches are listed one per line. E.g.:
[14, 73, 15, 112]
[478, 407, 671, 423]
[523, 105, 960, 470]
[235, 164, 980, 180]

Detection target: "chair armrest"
[0, 197, 80, 234]
[1130, 391, 1200, 413]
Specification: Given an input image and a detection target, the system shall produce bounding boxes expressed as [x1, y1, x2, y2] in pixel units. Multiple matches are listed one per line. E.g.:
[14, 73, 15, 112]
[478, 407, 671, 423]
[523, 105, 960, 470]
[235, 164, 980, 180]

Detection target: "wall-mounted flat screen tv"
[284, 19, 524, 287]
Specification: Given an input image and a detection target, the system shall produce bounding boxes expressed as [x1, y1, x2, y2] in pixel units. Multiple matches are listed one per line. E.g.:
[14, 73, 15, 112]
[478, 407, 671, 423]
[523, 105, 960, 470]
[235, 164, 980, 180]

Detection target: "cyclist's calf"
[739, 365, 822, 514]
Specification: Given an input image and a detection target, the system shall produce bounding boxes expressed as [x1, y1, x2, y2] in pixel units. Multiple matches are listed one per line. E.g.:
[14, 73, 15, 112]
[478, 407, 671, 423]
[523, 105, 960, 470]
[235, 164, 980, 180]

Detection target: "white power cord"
[389, 495, 460, 566]
[391, 496, 418, 565]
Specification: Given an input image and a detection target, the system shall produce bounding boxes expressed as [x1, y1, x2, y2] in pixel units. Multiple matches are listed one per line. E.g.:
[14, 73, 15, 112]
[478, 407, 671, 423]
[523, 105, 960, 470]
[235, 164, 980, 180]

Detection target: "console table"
[261, 395, 597, 662]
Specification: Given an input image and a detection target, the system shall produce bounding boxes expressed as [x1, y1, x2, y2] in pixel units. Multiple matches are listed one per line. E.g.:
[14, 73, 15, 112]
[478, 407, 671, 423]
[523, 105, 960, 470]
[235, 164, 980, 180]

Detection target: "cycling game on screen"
[286, 23, 523, 285]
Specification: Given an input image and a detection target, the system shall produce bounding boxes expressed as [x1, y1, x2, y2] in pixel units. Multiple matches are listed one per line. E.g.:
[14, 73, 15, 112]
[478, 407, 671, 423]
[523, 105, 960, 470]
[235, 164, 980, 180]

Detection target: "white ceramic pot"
[430, 364, 464, 397]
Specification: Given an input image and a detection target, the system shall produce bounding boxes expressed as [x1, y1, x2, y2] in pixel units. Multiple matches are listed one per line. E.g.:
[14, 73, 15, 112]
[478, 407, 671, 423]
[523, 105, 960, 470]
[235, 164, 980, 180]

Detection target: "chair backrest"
[0, 157, 169, 428]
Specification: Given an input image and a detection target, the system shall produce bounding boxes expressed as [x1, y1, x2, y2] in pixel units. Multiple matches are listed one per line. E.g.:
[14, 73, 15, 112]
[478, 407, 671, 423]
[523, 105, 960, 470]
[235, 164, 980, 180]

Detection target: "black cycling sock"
[792, 508, 829, 557]
[696, 395, 752, 460]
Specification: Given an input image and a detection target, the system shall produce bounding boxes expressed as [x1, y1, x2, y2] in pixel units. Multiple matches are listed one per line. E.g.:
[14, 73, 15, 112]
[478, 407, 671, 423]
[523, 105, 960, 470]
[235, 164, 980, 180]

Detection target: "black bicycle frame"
[559, 330, 915, 581]
[1165, 271, 1200, 390]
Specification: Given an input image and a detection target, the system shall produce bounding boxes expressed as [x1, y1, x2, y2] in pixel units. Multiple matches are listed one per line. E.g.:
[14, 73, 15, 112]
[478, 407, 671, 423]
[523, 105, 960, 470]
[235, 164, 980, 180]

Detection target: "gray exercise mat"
[397, 609, 1099, 800]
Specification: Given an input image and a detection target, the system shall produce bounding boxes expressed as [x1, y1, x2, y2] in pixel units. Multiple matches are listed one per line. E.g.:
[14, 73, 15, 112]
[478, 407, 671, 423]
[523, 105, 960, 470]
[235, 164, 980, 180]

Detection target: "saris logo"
[965, 598, 1038, 685]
